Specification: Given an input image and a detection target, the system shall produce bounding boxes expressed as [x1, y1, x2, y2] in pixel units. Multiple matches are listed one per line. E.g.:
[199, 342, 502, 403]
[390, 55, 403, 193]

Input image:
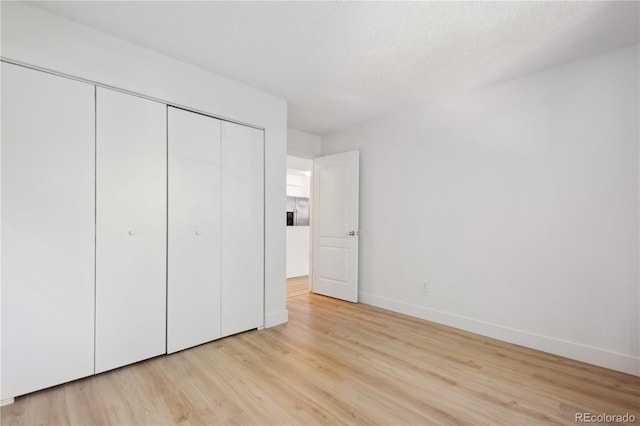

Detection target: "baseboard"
[1, 398, 15, 406]
[359, 292, 640, 376]
[264, 309, 288, 328]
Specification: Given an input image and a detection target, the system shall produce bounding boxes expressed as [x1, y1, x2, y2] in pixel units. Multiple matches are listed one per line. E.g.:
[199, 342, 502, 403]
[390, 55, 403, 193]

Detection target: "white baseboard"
[264, 309, 288, 328]
[359, 292, 640, 376]
[1, 398, 15, 406]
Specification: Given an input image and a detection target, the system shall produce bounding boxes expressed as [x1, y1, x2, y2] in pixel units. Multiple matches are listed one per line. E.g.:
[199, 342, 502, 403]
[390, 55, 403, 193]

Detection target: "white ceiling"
[31, 1, 639, 136]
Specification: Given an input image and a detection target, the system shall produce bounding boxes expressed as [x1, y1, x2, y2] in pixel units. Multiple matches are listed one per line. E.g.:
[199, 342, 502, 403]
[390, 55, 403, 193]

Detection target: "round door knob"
[128, 230, 136, 236]
[195, 230, 201, 236]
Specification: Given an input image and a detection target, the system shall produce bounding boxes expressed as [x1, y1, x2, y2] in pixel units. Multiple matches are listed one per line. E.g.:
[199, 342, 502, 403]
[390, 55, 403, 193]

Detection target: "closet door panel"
[95, 88, 167, 373]
[1, 63, 95, 399]
[221, 122, 264, 337]
[167, 107, 221, 354]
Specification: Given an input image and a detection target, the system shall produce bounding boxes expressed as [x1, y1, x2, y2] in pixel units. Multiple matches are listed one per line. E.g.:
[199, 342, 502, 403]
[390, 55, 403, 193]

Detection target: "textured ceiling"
[30, 1, 640, 136]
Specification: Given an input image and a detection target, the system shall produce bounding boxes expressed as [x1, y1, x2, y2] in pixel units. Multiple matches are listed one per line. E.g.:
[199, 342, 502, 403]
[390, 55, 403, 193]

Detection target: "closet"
[167, 107, 264, 352]
[220, 121, 264, 338]
[1, 62, 265, 401]
[1, 62, 96, 398]
[95, 88, 167, 373]
[167, 107, 222, 353]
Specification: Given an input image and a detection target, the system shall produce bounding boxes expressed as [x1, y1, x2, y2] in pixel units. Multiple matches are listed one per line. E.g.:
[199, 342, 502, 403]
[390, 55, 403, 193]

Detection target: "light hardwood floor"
[2, 282, 638, 425]
[286, 275, 309, 298]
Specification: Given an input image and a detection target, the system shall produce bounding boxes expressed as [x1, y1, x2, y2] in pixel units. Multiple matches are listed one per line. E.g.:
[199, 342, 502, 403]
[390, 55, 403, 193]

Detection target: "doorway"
[285, 151, 360, 302]
[285, 155, 312, 298]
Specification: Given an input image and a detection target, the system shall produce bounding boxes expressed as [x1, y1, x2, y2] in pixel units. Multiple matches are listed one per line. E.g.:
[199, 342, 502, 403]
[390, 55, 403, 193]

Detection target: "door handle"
[348, 231, 359, 236]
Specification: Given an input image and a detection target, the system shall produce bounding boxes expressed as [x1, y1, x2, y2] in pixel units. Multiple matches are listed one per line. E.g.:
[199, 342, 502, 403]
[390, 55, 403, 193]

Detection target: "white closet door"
[95, 88, 167, 373]
[167, 107, 221, 354]
[221, 122, 264, 337]
[1, 63, 95, 399]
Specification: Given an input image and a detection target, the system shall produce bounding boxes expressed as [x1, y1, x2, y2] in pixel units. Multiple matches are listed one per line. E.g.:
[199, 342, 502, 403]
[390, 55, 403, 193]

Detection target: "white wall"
[287, 156, 313, 174]
[322, 45, 640, 375]
[288, 128, 321, 158]
[286, 227, 310, 278]
[0, 2, 288, 327]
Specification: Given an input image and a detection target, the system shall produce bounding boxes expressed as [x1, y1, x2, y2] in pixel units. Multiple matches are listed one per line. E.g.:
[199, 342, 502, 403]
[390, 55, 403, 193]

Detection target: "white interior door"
[1, 63, 95, 399]
[311, 151, 359, 302]
[221, 121, 264, 337]
[167, 107, 221, 353]
[95, 88, 167, 373]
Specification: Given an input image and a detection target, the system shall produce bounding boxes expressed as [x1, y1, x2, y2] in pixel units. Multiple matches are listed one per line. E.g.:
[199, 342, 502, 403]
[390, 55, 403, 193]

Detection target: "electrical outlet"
[421, 281, 430, 293]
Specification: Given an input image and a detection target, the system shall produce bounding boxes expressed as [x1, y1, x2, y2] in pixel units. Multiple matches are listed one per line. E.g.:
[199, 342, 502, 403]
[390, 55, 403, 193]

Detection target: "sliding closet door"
[167, 107, 222, 353]
[221, 122, 264, 337]
[1, 63, 95, 399]
[95, 88, 167, 373]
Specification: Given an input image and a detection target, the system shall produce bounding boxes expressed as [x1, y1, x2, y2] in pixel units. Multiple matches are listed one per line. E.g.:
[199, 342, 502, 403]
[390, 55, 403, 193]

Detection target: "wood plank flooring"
[286, 275, 309, 298]
[2, 283, 638, 425]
